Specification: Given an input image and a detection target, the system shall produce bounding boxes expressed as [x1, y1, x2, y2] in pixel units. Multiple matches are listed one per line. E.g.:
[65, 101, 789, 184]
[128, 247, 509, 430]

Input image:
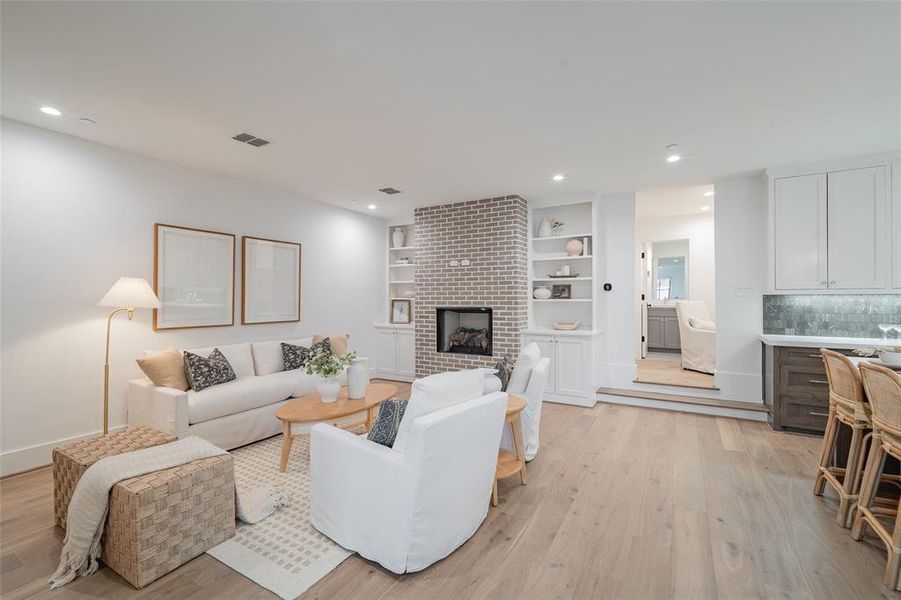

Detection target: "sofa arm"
[310, 424, 415, 574]
[127, 379, 189, 438]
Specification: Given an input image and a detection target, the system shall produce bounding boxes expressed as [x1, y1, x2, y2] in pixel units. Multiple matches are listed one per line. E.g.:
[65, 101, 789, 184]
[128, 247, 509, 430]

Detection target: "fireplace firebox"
[436, 307, 493, 356]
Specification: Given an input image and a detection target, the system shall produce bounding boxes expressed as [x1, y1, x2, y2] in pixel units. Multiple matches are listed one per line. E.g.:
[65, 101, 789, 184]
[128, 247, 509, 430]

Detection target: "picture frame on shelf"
[391, 299, 412, 324]
[153, 223, 235, 330]
[242, 235, 302, 325]
[551, 284, 572, 299]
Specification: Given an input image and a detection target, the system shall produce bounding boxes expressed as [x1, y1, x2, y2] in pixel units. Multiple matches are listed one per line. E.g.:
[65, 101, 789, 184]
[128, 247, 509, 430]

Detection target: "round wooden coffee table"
[276, 382, 399, 472]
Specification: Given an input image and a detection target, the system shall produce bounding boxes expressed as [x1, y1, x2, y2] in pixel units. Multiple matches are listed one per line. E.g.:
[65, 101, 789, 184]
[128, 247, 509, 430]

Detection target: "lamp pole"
[103, 307, 133, 435]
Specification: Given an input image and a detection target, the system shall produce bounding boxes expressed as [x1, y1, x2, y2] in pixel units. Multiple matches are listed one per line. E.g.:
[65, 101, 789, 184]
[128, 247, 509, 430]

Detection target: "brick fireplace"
[414, 195, 528, 377]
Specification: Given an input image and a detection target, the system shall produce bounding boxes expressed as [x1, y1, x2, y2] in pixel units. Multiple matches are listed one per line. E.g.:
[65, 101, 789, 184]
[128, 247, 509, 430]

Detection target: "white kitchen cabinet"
[373, 325, 415, 382]
[771, 163, 891, 291]
[521, 331, 595, 406]
[893, 161, 901, 288]
[773, 174, 827, 290]
[827, 167, 886, 289]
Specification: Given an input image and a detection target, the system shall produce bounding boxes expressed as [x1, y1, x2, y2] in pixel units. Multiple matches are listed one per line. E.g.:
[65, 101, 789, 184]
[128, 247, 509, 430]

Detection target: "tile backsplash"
[763, 295, 901, 338]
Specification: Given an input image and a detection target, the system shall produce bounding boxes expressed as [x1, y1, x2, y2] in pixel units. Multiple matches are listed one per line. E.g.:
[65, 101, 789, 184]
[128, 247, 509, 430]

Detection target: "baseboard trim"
[597, 392, 768, 422]
[1, 425, 127, 478]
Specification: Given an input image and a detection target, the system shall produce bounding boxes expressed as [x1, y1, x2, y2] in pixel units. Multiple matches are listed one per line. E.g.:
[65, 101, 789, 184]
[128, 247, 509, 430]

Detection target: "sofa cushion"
[251, 338, 313, 376]
[136, 347, 189, 391]
[393, 369, 483, 453]
[186, 343, 255, 378]
[282, 342, 311, 371]
[314, 333, 349, 356]
[508, 343, 540, 394]
[184, 349, 237, 392]
[265, 368, 317, 398]
[188, 375, 295, 424]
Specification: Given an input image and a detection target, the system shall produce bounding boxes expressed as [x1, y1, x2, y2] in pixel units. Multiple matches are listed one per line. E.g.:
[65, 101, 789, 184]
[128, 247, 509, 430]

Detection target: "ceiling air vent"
[232, 132, 271, 147]
[379, 187, 402, 195]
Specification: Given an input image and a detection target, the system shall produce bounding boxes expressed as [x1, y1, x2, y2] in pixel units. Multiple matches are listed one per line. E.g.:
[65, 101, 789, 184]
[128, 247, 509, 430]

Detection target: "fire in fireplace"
[436, 307, 493, 356]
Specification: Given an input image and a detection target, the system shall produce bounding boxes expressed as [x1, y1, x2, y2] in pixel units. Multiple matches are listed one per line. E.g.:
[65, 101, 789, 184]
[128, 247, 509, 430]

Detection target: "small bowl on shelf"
[551, 320, 581, 331]
[879, 350, 901, 367]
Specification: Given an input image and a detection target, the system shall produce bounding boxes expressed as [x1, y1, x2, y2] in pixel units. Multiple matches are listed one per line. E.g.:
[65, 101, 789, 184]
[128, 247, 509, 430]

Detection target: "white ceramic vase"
[317, 376, 341, 403]
[537, 218, 552, 238]
[392, 227, 406, 248]
[565, 238, 584, 256]
[347, 357, 370, 399]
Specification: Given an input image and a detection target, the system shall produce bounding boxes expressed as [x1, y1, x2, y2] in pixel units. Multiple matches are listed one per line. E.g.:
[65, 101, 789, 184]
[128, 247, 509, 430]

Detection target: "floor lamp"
[97, 277, 160, 435]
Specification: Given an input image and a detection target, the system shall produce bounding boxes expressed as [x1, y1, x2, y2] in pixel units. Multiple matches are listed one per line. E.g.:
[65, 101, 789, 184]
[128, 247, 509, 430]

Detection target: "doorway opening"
[635, 185, 717, 390]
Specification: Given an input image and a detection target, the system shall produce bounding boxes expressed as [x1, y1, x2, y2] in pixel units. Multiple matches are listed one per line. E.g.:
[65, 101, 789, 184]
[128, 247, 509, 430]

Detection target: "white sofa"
[675, 300, 716, 375]
[310, 370, 507, 574]
[128, 338, 344, 450]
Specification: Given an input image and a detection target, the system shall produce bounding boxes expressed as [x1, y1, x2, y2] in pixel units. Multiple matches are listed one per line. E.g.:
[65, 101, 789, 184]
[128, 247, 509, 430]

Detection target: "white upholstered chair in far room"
[309, 370, 507, 575]
[675, 300, 716, 375]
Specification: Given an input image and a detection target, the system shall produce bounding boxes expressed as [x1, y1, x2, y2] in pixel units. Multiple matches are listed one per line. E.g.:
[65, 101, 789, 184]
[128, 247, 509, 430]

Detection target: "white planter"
[537, 218, 552, 238]
[347, 357, 370, 399]
[391, 227, 406, 248]
[317, 376, 341, 403]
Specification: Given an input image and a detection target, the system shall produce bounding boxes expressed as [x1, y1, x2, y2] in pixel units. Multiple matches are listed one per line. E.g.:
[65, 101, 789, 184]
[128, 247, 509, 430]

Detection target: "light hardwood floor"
[636, 355, 717, 390]
[2, 385, 900, 599]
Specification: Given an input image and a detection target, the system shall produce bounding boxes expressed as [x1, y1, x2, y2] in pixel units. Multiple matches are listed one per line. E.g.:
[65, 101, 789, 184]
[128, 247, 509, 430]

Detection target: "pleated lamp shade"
[97, 277, 161, 309]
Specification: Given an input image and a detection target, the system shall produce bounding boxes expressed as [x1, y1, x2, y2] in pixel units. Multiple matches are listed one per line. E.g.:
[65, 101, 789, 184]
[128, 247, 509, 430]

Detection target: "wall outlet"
[449, 260, 459, 267]
[461, 259, 471, 266]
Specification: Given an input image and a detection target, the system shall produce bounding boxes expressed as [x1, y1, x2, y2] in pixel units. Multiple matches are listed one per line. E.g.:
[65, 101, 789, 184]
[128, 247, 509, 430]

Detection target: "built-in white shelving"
[386, 224, 416, 323]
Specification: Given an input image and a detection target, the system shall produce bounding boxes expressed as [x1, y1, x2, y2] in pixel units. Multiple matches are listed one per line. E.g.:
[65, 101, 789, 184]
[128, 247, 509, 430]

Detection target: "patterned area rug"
[206, 431, 357, 599]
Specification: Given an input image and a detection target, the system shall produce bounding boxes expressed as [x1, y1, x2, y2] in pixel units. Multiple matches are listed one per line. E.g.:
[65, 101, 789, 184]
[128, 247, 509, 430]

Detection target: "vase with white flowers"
[304, 346, 358, 402]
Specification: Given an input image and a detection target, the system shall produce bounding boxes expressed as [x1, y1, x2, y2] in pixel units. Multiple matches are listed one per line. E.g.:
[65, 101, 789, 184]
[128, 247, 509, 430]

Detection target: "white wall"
[713, 172, 767, 402]
[639, 212, 716, 317]
[1, 120, 387, 475]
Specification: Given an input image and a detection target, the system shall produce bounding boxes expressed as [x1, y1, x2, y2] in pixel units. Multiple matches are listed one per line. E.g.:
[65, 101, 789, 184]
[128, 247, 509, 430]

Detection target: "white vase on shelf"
[537, 219, 552, 238]
[392, 227, 406, 249]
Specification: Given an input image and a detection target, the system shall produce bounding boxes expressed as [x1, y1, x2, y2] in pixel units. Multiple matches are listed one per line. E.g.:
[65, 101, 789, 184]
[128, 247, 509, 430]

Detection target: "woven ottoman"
[53, 426, 177, 530]
[102, 454, 235, 588]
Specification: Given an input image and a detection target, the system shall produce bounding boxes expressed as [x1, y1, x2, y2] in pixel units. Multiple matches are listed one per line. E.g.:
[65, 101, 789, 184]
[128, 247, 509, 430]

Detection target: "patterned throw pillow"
[367, 399, 409, 447]
[281, 342, 311, 371]
[183, 348, 236, 392]
[494, 357, 513, 391]
[311, 337, 331, 356]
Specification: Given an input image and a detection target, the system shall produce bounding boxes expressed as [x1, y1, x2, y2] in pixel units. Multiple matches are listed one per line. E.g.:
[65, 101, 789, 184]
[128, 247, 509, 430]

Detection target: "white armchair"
[310, 391, 507, 574]
[501, 357, 550, 461]
[675, 300, 716, 374]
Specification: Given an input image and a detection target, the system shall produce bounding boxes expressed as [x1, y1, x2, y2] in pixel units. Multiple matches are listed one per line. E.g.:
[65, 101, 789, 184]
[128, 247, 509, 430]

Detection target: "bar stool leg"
[888, 497, 901, 591]
[839, 424, 866, 527]
[814, 407, 839, 496]
[852, 440, 885, 541]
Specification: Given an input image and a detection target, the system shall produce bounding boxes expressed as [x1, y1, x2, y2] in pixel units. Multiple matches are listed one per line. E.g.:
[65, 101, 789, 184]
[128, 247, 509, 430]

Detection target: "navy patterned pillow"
[494, 357, 513, 391]
[367, 399, 409, 447]
[184, 348, 236, 392]
[311, 337, 331, 356]
[281, 342, 311, 371]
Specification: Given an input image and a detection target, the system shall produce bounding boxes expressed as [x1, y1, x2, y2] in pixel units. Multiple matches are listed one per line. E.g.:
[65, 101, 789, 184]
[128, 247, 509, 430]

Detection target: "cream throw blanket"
[50, 436, 226, 589]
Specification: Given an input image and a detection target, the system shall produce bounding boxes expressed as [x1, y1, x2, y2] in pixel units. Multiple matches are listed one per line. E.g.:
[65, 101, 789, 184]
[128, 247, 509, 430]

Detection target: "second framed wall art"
[242, 236, 302, 324]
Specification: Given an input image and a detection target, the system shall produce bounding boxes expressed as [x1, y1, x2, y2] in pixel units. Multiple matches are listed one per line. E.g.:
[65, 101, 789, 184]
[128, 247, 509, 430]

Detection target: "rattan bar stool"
[813, 349, 872, 527]
[852, 363, 901, 591]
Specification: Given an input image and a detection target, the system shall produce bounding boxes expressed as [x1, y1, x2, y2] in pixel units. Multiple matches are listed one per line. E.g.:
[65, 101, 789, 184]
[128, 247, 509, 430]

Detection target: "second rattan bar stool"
[813, 349, 871, 527]
[852, 362, 901, 591]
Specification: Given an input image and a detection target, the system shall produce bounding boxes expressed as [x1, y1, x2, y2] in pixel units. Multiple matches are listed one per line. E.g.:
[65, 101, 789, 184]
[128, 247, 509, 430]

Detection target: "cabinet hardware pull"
[807, 354, 823, 358]
[809, 379, 829, 385]
[809, 411, 829, 417]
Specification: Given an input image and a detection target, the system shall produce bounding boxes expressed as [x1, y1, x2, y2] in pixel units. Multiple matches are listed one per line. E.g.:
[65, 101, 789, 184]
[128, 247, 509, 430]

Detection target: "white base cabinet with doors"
[373, 324, 415, 382]
[769, 154, 898, 292]
[521, 329, 598, 407]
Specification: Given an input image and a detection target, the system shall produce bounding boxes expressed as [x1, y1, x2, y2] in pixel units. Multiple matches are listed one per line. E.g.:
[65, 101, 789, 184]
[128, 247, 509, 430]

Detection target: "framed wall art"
[242, 236, 302, 324]
[391, 299, 412, 324]
[551, 284, 572, 299]
[153, 223, 236, 330]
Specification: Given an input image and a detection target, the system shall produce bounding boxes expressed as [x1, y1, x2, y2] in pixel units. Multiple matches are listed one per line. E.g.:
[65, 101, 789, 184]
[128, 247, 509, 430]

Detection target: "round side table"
[493, 393, 527, 506]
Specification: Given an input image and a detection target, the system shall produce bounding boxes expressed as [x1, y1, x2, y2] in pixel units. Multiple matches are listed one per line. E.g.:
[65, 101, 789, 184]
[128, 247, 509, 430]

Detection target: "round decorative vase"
[347, 357, 370, 399]
[317, 376, 341, 403]
[391, 227, 406, 249]
[565, 238, 584, 256]
[537, 218, 552, 238]
[533, 287, 552, 300]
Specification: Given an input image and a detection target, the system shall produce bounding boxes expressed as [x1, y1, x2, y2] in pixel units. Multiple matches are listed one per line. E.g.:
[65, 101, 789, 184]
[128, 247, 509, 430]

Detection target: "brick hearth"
[414, 195, 528, 376]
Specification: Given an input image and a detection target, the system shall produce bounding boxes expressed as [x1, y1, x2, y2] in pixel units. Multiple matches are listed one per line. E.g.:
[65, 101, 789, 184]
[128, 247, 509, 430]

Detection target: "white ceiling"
[2, 1, 899, 219]
[637, 184, 715, 218]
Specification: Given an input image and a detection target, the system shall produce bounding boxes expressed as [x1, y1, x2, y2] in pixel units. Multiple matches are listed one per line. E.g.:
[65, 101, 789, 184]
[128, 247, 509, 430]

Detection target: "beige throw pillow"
[136, 346, 189, 391]
[313, 333, 350, 356]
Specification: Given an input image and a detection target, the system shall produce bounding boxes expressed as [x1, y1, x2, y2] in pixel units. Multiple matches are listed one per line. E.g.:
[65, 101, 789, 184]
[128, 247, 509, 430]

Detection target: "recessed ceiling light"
[367, 204, 377, 210]
[665, 144, 680, 163]
[40, 106, 62, 116]
[700, 205, 711, 212]
[552, 174, 565, 182]
[704, 191, 714, 197]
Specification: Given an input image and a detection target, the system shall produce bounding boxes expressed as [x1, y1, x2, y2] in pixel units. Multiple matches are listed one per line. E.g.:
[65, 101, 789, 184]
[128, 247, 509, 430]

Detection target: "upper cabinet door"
[774, 174, 828, 289]
[827, 166, 887, 289]
[893, 162, 900, 289]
